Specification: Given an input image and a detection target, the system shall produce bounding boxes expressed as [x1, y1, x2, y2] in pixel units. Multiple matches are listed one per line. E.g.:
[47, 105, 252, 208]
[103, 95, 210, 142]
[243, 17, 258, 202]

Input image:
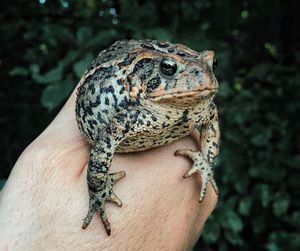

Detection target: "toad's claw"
[107, 191, 122, 206]
[82, 171, 126, 235]
[175, 149, 218, 202]
[110, 171, 126, 183]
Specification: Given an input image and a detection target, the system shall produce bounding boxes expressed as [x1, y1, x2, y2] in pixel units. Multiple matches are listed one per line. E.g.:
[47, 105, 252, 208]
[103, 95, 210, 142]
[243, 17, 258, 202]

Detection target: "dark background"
[1, 0, 299, 250]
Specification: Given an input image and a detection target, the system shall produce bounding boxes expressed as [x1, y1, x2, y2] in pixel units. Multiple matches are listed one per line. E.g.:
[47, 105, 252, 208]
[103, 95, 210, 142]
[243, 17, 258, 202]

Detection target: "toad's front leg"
[175, 103, 220, 202]
[82, 137, 125, 235]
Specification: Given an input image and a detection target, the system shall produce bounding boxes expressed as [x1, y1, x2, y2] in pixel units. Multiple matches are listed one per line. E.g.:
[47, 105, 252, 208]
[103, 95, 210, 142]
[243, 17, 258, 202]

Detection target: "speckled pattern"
[75, 39, 220, 235]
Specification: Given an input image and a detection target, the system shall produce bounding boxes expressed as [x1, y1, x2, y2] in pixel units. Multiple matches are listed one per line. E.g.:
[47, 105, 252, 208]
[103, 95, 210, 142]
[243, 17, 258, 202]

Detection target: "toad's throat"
[150, 88, 218, 101]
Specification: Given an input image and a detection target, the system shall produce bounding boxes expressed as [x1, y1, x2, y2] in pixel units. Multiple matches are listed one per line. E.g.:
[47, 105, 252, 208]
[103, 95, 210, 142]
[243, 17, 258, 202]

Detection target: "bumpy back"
[75, 40, 139, 143]
[75, 39, 211, 144]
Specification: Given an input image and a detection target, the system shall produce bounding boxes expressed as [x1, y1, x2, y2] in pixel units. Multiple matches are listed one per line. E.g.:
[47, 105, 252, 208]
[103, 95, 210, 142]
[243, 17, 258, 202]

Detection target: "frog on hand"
[0, 86, 218, 250]
[76, 40, 220, 235]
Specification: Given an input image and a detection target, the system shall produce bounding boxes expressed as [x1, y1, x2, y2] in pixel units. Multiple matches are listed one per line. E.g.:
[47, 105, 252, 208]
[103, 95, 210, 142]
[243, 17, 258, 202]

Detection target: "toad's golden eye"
[160, 58, 177, 76]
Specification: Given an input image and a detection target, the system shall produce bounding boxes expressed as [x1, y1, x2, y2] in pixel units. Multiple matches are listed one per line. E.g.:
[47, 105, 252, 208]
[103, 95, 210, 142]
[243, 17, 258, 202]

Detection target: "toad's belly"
[116, 126, 191, 153]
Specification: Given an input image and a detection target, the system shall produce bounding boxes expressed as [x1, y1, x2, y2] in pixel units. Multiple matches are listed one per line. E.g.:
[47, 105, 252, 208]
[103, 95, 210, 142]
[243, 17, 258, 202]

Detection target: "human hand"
[0, 88, 218, 251]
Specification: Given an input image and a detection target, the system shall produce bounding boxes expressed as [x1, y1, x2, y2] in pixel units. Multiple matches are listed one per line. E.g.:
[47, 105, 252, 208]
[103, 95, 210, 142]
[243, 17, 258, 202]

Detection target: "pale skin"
[0, 89, 218, 251]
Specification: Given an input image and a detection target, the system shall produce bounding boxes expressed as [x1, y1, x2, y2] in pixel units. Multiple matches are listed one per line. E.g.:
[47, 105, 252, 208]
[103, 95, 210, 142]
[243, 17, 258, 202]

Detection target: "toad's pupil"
[160, 58, 177, 76]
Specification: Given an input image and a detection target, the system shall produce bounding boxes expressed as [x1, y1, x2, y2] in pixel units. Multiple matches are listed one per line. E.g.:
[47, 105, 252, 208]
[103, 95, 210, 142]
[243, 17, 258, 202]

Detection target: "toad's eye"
[159, 58, 177, 76]
[213, 58, 218, 71]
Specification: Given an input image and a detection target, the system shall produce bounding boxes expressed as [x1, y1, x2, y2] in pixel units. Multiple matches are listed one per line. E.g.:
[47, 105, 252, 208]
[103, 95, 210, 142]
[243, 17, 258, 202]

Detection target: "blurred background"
[0, 0, 299, 250]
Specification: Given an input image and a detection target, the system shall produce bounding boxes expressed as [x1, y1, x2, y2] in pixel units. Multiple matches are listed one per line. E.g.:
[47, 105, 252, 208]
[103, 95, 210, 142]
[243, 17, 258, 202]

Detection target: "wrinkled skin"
[75, 39, 220, 235]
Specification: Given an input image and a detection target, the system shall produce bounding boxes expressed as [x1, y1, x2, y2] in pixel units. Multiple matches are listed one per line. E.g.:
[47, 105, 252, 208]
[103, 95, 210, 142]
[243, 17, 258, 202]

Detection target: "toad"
[75, 39, 220, 235]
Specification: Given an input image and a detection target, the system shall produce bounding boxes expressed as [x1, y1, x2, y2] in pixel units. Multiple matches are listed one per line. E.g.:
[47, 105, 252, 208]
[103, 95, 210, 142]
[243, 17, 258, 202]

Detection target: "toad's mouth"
[150, 88, 218, 101]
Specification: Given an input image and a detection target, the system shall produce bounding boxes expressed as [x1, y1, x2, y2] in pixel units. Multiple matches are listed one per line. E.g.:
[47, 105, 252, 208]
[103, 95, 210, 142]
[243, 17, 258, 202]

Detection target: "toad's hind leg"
[82, 144, 125, 236]
[175, 103, 220, 202]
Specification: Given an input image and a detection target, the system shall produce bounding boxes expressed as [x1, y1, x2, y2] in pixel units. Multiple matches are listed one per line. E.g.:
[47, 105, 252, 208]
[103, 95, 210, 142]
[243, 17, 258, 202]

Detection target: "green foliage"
[1, 0, 300, 250]
[202, 60, 300, 250]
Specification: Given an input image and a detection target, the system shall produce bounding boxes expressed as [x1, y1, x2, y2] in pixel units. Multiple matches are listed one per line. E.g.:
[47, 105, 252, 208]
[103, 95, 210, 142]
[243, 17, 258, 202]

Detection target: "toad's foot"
[174, 149, 218, 202]
[82, 171, 126, 235]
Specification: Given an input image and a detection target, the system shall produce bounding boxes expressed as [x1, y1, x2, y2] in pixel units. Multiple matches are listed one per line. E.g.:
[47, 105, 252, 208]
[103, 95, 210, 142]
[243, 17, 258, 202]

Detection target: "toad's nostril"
[190, 68, 201, 76]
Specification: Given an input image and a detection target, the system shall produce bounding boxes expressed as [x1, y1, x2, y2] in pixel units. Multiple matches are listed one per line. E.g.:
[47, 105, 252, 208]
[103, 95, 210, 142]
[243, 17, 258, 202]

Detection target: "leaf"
[73, 53, 93, 78]
[238, 197, 252, 216]
[284, 154, 300, 168]
[268, 231, 300, 250]
[250, 128, 272, 146]
[273, 199, 289, 217]
[289, 211, 300, 230]
[224, 230, 243, 246]
[9, 66, 29, 76]
[85, 29, 118, 48]
[29, 64, 40, 74]
[222, 210, 243, 233]
[253, 184, 271, 208]
[218, 81, 232, 98]
[43, 24, 74, 43]
[76, 26, 92, 44]
[33, 66, 63, 85]
[58, 51, 79, 68]
[144, 28, 173, 41]
[247, 63, 271, 79]
[41, 80, 74, 110]
[266, 242, 280, 251]
[234, 175, 249, 193]
[231, 104, 256, 125]
[202, 218, 221, 243]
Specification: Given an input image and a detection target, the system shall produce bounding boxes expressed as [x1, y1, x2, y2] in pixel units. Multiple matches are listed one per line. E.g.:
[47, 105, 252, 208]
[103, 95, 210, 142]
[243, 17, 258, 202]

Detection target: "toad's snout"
[182, 64, 218, 92]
